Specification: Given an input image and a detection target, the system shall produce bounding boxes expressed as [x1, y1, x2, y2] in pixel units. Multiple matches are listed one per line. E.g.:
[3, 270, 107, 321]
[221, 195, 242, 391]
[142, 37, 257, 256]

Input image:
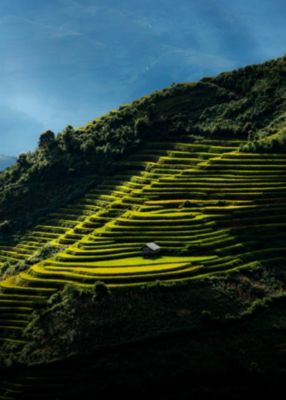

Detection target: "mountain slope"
[0, 56, 286, 399]
[0, 133, 285, 399]
[0, 134, 285, 357]
[0, 56, 285, 236]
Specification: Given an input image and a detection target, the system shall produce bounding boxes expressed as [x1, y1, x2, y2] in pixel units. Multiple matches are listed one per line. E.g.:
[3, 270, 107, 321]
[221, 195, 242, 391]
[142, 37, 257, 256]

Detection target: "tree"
[80, 138, 96, 155]
[61, 126, 79, 153]
[134, 116, 150, 138]
[17, 153, 29, 168]
[93, 281, 109, 301]
[39, 130, 56, 149]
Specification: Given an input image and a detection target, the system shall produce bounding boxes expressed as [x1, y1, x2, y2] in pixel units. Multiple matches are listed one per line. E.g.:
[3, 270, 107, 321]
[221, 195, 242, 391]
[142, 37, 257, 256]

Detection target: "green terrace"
[1, 136, 286, 348]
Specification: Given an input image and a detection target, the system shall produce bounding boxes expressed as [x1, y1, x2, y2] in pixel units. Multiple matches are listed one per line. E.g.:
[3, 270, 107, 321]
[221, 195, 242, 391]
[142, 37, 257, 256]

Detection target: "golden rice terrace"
[0, 135, 285, 350]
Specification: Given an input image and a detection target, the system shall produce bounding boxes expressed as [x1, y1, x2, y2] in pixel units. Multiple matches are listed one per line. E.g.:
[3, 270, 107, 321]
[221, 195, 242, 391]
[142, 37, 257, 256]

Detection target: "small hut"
[142, 242, 161, 257]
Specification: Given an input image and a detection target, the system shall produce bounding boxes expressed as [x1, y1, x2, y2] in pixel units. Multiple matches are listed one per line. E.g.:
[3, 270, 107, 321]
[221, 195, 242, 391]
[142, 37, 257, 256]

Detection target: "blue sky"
[0, 0, 285, 155]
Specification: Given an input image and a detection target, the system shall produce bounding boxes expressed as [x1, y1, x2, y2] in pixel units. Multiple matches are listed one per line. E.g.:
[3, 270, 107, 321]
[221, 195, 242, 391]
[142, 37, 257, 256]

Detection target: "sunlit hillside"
[0, 56, 286, 399]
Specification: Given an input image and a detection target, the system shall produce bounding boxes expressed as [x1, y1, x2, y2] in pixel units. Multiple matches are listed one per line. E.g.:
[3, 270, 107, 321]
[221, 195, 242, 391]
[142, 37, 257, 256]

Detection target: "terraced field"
[0, 135, 286, 361]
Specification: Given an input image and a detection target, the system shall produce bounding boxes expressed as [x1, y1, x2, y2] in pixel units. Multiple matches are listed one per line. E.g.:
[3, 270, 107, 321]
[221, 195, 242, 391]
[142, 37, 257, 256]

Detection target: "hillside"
[0, 56, 286, 399]
[0, 56, 285, 236]
[0, 156, 16, 172]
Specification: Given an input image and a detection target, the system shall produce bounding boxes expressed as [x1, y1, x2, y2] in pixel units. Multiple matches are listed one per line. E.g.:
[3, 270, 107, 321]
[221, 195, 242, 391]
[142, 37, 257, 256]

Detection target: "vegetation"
[240, 126, 286, 152]
[0, 55, 286, 399]
[0, 56, 285, 236]
[1, 271, 286, 399]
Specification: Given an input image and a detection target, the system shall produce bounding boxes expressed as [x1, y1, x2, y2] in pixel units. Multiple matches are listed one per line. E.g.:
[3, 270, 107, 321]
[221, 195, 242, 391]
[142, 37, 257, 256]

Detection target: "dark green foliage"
[46, 281, 109, 308]
[7, 265, 284, 367]
[58, 281, 110, 303]
[93, 281, 110, 300]
[59, 126, 80, 153]
[16, 282, 111, 363]
[38, 130, 56, 149]
[134, 115, 152, 138]
[17, 153, 30, 168]
[241, 126, 286, 153]
[0, 219, 11, 235]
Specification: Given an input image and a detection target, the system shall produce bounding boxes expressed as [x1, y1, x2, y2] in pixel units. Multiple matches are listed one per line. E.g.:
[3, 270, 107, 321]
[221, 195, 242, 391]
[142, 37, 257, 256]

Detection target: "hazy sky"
[0, 0, 285, 155]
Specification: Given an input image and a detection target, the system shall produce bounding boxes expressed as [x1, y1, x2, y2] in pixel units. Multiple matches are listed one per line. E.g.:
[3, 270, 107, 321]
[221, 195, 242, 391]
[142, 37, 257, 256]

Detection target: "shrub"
[93, 281, 110, 301]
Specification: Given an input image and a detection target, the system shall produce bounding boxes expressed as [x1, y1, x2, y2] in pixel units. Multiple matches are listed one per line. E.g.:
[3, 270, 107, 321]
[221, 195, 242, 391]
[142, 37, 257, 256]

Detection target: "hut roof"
[144, 242, 161, 251]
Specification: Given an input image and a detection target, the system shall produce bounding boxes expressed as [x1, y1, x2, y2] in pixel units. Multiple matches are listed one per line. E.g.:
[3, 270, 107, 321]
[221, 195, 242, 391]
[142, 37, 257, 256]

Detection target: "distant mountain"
[0, 155, 16, 171]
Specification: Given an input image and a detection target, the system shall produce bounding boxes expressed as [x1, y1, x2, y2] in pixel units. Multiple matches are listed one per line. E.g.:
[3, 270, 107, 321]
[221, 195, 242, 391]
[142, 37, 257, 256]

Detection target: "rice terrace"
[0, 56, 286, 399]
[1, 137, 285, 289]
